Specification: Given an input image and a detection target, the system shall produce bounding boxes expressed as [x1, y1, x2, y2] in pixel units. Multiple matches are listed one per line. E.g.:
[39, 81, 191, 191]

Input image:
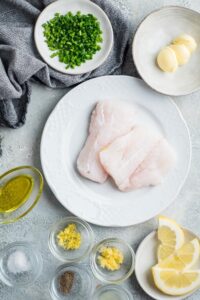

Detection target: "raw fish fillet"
[99, 126, 176, 191]
[129, 139, 176, 190]
[77, 101, 136, 183]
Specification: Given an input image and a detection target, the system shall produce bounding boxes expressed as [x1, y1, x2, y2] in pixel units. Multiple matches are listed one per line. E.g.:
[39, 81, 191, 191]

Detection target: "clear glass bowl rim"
[48, 216, 94, 263]
[0, 165, 44, 224]
[49, 263, 94, 300]
[0, 241, 43, 287]
[92, 284, 134, 300]
[90, 237, 135, 284]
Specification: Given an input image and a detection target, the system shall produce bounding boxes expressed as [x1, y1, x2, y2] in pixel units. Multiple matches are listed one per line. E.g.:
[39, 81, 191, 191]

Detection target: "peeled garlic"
[157, 47, 178, 72]
[173, 34, 197, 53]
[169, 44, 190, 65]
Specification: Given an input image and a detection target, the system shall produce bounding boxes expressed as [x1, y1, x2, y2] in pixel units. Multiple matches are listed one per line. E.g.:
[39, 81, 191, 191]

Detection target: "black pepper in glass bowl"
[49, 264, 94, 300]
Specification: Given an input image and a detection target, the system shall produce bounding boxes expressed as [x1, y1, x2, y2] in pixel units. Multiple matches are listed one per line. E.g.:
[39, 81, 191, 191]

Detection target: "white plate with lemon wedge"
[135, 216, 200, 300]
[133, 6, 200, 96]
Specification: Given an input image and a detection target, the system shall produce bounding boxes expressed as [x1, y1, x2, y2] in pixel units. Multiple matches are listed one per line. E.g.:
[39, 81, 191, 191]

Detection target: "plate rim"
[135, 228, 200, 300]
[132, 5, 200, 97]
[40, 75, 192, 227]
[34, 0, 114, 75]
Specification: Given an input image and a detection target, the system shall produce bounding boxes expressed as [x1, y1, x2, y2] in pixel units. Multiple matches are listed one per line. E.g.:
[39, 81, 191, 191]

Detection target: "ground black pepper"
[59, 271, 75, 294]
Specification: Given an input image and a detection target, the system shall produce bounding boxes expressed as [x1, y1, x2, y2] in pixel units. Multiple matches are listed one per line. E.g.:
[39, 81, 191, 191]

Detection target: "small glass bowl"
[0, 166, 44, 224]
[90, 238, 135, 284]
[0, 241, 43, 287]
[49, 264, 94, 300]
[49, 217, 94, 263]
[92, 284, 134, 300]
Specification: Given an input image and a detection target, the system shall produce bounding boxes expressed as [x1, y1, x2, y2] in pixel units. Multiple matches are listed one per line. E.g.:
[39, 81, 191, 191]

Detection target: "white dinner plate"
[135, 229, 200, 300]
[133, 6, 200, 96]
[40, 76, 191, 227]
[34, 0, 113, 74]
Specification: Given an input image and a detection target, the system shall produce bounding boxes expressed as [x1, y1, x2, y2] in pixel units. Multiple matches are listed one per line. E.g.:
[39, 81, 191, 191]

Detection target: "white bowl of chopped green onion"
[34, 0, 113, 74]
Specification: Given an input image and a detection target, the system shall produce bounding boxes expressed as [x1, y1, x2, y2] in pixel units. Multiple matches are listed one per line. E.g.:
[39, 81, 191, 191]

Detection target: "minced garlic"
[57, 224, 81, 250]
[98, 246, 124, 271]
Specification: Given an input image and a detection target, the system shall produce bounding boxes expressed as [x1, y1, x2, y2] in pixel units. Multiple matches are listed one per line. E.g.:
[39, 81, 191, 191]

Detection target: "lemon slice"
[152, 266, 200, 296]
[159, 239, 200, 271]
[157, 216, 184, 261]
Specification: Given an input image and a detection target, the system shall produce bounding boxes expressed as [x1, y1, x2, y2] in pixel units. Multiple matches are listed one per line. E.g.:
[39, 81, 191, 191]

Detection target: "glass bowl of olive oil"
[0, 166, 43, 224]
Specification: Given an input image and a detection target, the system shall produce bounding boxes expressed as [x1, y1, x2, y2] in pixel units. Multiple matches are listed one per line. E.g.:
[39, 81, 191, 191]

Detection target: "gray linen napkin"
[0, 0, 130, 128]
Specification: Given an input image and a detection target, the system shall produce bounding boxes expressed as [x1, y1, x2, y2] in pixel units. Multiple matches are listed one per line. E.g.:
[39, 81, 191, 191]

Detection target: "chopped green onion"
[42, 11, 103, 69]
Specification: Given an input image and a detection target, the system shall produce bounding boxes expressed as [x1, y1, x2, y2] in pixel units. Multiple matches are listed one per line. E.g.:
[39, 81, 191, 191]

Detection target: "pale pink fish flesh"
[77, 101, 136, 183]
[100, 126, 175, 191]
[129, 138, 176, 190]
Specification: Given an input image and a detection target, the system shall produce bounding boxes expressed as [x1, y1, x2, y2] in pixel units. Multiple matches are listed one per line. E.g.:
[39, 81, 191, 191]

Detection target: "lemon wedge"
[157, 216, 184, 261]
[158, 239, 200, 271]
[152, 266, 200, 296]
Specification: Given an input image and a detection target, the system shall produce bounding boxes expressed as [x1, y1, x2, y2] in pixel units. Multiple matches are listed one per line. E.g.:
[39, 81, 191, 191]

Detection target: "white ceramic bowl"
[133, 6, 200, 96]
[34, 0, 113, 75]
[135, 228, 200, 300]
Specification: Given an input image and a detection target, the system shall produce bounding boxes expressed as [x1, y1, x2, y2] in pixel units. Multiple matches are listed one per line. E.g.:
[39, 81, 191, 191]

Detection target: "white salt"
[7, 250, 30, 274]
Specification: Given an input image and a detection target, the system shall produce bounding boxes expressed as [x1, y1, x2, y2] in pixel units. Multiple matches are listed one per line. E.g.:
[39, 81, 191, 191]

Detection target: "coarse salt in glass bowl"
[90, 238, 135, 284]
[48, 217, 94, 263]
[0, 241, 43, 287]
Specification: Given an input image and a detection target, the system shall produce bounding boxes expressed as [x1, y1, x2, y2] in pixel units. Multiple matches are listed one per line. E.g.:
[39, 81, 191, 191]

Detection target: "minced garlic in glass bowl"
[98, 246, 124, 271]
[90, 238, 135, 284]
[49, 217, 94, 263]
[57, 223, 82, 250]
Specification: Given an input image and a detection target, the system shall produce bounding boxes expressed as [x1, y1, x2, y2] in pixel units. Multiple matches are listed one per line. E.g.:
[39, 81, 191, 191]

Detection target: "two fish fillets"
[77, 101, 176, 191]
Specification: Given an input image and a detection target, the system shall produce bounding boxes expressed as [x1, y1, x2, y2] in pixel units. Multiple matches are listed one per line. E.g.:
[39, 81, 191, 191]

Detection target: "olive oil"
[0, 175, 34, 213]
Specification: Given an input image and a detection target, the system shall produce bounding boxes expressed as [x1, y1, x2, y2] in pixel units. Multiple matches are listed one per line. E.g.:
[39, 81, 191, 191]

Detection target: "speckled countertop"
[1, 0, 200, 299]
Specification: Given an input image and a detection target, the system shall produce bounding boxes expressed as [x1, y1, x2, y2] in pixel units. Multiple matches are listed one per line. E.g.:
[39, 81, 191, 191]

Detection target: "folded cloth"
[0, 0, 130, 128]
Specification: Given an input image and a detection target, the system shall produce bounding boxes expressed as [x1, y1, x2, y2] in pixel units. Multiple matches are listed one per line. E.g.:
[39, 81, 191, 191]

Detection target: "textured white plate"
[133, 6, 200, 96]
[40, 76, 191, 227]
[34, 0, 113, 74]
[135, 229, 200, 300]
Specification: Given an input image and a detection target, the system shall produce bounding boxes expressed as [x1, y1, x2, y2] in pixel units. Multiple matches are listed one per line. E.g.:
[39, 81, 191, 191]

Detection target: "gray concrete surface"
[1, 0, 200, 299]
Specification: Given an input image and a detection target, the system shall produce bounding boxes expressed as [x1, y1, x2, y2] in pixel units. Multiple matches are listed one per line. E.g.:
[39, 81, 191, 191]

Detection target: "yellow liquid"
[0, 175, 34, 213]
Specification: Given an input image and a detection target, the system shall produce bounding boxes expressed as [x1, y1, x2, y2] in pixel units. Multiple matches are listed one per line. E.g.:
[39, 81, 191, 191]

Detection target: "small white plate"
[34, 0, 113, 74]
[135, 229, 200, 300]
[40, 76, 191, 227]
[133, 6, 200, 96]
